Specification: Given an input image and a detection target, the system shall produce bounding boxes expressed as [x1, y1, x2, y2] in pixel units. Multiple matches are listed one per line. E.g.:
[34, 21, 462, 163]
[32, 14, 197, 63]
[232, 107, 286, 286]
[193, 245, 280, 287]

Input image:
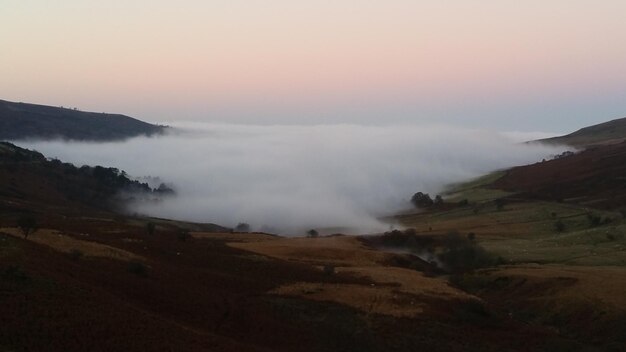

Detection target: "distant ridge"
[0, 99, 166, 141]
[537, 116, 626, 148]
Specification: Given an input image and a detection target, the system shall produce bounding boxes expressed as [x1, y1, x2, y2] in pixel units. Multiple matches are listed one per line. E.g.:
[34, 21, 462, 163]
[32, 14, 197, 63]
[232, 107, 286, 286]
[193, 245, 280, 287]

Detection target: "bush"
[323, 265, 336, 276]
[68, 249, 83, 261]
[307, 229, 319, 238]
[437, 232, 500, 274]
[235, 222, 251, 232]
[458, 199, 469, 207]
[554, 220, 566, 232]
[177, 230, 190, 242]
[146, 222, 156, 235]
[411, 192, 434, 208]
[454, 299, 492, 324]
[127, 261, 148, 277]
[587, 213, 602, 227]
[404, 228, 417, 236]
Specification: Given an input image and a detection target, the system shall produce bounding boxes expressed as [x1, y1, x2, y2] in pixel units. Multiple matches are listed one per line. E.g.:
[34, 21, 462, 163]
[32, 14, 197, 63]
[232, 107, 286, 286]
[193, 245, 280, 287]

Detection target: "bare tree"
[17, 215, 38, 239]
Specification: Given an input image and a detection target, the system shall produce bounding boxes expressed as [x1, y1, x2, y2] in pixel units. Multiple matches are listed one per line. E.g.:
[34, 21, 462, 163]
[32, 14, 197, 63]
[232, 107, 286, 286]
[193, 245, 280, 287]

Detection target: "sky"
[2, 1, 626, 132]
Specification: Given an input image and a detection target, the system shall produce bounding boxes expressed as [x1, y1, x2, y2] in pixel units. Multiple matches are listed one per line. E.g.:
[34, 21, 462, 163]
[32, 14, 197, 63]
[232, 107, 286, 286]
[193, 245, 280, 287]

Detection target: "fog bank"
[17, 123, 565, 234]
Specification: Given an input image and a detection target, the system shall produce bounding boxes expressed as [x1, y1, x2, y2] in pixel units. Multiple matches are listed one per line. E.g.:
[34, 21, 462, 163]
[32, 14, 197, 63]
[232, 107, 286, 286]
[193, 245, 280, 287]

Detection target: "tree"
[307, 229, 319, 238]
[434, 195, 444, 205]
[235, 223, 251, 232]
[17, 215, 37, 239]
[411, 192, 434, 208]
[155, 183, 175, 195]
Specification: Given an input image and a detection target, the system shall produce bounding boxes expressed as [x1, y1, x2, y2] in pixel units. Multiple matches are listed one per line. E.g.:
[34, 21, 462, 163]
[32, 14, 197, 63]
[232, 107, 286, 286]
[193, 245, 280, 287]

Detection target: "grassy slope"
[396, 169, 626, 349]
[537, 116, 626, 147]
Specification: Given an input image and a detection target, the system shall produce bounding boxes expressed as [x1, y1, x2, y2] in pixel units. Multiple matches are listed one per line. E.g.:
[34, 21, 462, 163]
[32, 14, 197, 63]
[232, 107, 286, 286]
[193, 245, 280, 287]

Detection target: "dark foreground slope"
[537, 116, 626, 147]
[0, 99, 165, 141]
[0, 142, 583, 350]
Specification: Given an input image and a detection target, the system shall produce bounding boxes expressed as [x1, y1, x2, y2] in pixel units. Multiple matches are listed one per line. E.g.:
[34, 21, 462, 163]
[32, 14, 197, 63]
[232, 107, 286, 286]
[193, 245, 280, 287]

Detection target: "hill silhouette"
[0, 99, 165, 141]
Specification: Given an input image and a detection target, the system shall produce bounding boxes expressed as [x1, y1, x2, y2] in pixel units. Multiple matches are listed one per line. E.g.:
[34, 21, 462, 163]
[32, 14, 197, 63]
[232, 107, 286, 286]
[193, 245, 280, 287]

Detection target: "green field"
[397, 172, 626, 266]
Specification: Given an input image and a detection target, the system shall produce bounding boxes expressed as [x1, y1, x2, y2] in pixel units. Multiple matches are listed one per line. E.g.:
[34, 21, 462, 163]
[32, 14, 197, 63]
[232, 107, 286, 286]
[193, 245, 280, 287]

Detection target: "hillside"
[2, 120, 626, 351]
[0, 141, 153, 215]
[493, 141, 626, 209]
[0, 99, 166, 141]
[391, 128, 626, 349]
[0, 144, 575, 352]
[537, 116, 626, 147]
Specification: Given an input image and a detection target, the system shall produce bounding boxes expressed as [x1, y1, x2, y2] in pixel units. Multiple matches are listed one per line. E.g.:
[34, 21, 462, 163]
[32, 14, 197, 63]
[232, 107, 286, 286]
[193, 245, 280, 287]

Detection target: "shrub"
[587, 213, 602, 227]
[554, 220, 566, 232]
[177, 230, 190, 242]
[437, 232, 499, 274]
[68, 249, 84, 261]
[146, 222, 156, 235]
[404, 228, 417, 236]
[458, 199, 469, 207]
[127, 261, 148, 277]
[411, 192, 434, 208]
[307, 229, 319, 238]
[454, 299, 492, 324]
[235, 222, 251, 232]
[323, 265, 336, 276]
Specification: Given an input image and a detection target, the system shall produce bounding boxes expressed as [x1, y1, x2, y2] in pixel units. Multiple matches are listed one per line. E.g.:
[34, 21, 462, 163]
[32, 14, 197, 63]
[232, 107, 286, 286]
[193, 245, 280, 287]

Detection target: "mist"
[16, 123, 566, 234]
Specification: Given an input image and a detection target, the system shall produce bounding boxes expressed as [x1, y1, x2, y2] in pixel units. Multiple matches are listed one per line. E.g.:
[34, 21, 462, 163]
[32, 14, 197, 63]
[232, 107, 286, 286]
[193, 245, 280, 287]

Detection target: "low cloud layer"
[17, 123, 565, 234]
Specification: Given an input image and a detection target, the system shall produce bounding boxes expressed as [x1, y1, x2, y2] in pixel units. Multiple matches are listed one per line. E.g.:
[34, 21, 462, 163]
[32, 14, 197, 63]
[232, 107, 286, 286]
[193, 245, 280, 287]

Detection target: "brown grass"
[487, 264, 626, 310]
[191, 231, 277, 242]
[1, 227, 144, 262]
[229, 235, 393, 267]
[226, 234, 475, 317]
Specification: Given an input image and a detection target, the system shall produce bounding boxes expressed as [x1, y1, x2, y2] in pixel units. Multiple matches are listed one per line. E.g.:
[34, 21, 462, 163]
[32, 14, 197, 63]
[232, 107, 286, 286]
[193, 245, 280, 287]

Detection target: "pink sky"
[1, 1, 626, 130]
